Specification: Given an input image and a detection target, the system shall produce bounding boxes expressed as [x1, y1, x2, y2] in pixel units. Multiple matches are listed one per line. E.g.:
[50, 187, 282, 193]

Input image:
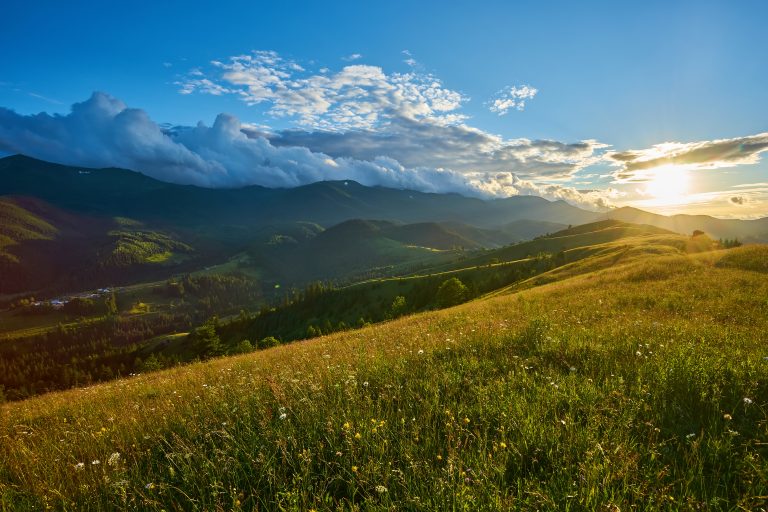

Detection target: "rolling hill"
[604, 206, 768, 243]
[1, 230, 766, 509]
[0, 196, 200, 294]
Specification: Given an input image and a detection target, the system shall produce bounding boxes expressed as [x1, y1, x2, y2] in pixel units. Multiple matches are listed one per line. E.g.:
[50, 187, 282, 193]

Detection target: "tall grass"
[1, 249, 767, 510]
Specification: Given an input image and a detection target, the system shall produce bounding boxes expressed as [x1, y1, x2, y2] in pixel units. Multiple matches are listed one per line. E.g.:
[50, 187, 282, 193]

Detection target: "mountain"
[0, 155, 600, 229]
[604, 206, 768, 243]
[1, 154, 764, 295]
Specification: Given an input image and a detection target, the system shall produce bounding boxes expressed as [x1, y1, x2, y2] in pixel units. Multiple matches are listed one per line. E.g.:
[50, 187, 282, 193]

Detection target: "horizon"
[1, 0, 767, 219]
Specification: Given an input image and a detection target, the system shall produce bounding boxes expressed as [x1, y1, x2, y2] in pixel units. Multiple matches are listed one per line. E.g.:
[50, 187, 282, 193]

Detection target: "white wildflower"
[279, 413, 287, 420]
[686, 433, 696, 439]
[91, 460, 101, 465]
[375, 485, 388, 494]
[743, 397, 753, 405]
[74, 462, 85, 471]
[107, 452, 121, 466]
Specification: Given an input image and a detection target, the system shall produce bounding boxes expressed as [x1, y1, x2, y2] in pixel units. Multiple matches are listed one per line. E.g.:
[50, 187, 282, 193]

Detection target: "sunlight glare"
[643, 165, 690, 204]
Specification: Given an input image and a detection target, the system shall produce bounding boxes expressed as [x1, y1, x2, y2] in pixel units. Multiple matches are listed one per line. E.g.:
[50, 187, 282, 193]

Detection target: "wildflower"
[279, 413, 287, 420]
[91, 460, 101, 465]
[723, 414, 732, 421]
[499, 442, 507, 449]
[743, 397, 753, 405]
[355, 432, 362, 439]
[686, 433, 696, 439]
[375, 485, 388, 494]
[108, 452, 121, 466]
[351, 465, 358, 472]
[437, 455, 443, 461]
[363, 381, 369, 388]
[145, 483, 155, 490]
[74, 462, 85, 471]
[463, 417, 470, 424]
[418, 349, 424, 355]
[343, 422, 351, 430]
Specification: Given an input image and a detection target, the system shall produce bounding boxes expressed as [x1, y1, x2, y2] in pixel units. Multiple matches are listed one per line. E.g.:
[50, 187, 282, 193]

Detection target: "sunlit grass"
[1, 245, 766, 510]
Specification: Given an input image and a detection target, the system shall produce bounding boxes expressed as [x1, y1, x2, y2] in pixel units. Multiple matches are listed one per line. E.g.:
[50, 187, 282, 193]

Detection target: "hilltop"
[2, 232, 766, 509]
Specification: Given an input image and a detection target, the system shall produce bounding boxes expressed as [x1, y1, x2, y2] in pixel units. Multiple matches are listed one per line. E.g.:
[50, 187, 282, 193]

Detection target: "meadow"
[1, 243, 767, 510]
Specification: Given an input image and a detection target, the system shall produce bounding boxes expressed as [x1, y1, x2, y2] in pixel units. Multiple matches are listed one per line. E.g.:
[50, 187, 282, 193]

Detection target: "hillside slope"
[605, 206, 768, 242]
[0, 196, 198, 294]
[2, 242, 767, 509]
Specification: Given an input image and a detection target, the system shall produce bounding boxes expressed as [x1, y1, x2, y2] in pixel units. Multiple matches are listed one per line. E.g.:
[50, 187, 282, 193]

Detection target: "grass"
[1, 242, 767, 510]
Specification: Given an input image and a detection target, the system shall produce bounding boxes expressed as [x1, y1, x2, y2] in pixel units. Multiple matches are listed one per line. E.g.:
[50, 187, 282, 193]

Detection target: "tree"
[389, 295, 407, 318]
[105, 291, 118, 316]
[720, 237, 742, 248]
[195, 319, 223, 358]
[234, 339, 254, 354]
[258, 336, 280, 350]
[436, 277, 469, 308]
[692, 230, 705, 237]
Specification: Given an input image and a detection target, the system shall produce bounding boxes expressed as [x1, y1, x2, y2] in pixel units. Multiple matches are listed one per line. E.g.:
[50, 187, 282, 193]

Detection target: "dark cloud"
[729, 196, 747, 205]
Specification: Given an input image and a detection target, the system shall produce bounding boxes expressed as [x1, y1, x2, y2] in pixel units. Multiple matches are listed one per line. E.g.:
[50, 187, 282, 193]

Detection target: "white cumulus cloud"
[0, 92, 614, 210]
[488, 85, 539, 115]
[177, 50, 468, 130]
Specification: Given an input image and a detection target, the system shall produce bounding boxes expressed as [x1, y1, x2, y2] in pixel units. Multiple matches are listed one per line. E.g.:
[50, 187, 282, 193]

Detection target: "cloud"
[609, 132, 768, 182]
[267, 117, 606, 179]
[27, 92, 64, 105]
[401, 49, 418, 67]
[176, 50, 603, 180]
[342, 53, 363, 61]
[488, 85, 538, 115]
[729, 196, 747, 205]
[0, 92, 614, 210]
[177, 50, 467, 130]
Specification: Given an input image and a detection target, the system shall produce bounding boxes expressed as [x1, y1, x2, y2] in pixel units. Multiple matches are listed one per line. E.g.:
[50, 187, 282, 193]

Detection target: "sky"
[0, 0, 766, 218]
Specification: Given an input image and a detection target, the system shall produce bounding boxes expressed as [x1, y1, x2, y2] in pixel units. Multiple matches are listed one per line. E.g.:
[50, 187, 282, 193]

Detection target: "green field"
[1, 235, 766, 509]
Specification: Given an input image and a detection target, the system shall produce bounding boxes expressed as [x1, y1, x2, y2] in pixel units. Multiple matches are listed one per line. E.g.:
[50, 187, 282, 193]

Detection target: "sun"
[643, 165, 690, 204]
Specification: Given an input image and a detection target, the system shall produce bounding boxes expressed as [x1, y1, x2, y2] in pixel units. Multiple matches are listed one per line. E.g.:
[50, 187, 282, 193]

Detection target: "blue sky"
[1, 0, 766, 217]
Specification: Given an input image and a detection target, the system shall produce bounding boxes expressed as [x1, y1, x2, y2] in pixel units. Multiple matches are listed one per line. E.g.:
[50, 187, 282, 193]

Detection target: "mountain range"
[1, 154, 766, 295]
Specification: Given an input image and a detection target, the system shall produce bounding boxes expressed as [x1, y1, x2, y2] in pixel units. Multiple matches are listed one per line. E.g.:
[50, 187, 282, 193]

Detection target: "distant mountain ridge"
[0, 155, 600, 228]
[1, 154, 766, 294]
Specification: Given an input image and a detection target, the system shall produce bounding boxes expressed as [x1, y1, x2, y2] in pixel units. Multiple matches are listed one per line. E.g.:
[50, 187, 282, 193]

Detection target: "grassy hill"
[0, 196, 202, 294]
[0, 220, 711, 401]
[605, 206, 768, 243]
[1, 236, 766, 509]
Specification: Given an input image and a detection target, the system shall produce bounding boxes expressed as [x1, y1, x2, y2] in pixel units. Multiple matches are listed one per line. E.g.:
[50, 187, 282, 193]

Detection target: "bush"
[234, 339, 254, 354]
[436, 277, 469, 308]
[258, 336, 280, 350]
